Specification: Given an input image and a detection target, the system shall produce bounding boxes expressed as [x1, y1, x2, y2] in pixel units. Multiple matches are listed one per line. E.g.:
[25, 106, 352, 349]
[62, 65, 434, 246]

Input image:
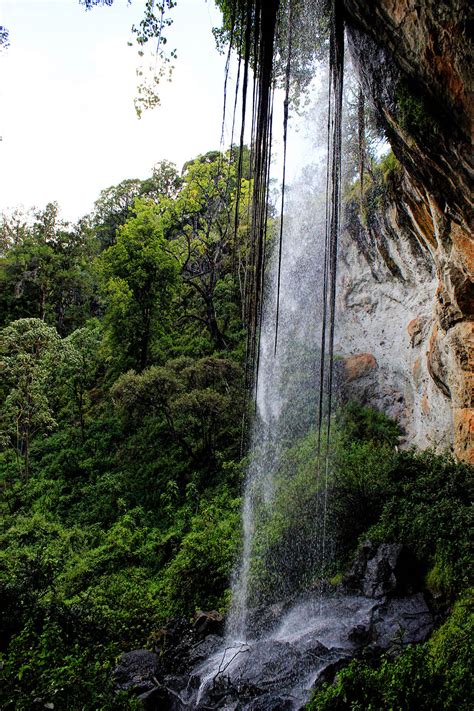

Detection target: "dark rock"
[113, 649, 158, 694]
[371, 593, 434, 650]
[246, 600, 292, 636]
[305, 640, 331, 660]
[347, 623, 372, 645]
[313, 656, 352, 689]
[234, 639, 308, 690]
[343, 541, 422, 598]
[187, 634, 223, 667]
[137, 684, 177, 711]
[243, 694, 294, 710]
[113, 590, 432, 709]
[193, 610, 225, 639]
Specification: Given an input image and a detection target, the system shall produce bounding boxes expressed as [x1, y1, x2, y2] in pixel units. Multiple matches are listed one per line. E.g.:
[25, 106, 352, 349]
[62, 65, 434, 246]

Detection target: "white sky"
[0, 0, 233, 222]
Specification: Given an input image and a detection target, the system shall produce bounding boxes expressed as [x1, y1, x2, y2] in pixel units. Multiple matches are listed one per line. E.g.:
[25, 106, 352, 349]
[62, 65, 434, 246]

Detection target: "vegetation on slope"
[0, 149, 250, 710]
[0, 152, 471, 710]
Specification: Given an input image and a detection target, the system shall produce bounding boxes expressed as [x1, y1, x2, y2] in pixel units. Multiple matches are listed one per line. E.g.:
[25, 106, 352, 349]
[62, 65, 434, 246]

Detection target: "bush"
[366, 450, 472, 595]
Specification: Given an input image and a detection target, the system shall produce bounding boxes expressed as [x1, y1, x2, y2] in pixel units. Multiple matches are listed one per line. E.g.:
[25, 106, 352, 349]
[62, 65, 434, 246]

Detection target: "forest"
[0, 146, 471, 710]
[1, 0, 473, 709]
[0, 148, 251, 707]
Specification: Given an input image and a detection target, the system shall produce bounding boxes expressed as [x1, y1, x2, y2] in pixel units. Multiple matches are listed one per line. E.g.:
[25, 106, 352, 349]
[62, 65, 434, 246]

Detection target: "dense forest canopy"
[0, 147, 252, 708]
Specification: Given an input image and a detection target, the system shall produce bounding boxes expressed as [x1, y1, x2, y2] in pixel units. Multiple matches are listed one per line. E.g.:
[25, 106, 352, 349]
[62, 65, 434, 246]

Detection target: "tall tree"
[0, 318, 61, 482]
[90, 160, 181, 249]
[172, 150, 252, 351]
[98, 199, 179, 372]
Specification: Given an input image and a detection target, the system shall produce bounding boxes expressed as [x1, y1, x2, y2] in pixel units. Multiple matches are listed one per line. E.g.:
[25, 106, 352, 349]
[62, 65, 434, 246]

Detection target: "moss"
[328, 572, 344, 586]
[426, 555, 456, 597]
[344, 150, 401, 219]
[376, 150, 401, 182]
[396, 80, 441, 140]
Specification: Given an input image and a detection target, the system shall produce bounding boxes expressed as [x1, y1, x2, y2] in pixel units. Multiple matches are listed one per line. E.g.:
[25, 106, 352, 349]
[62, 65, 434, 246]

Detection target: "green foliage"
[155, 490, 241, 618]
[396, 79, 441, 140]
[242, 403, 471, 610]
[0, 203, 97, 334]
[90, 161, 181, 250]
[366, 450, 472, 596]
[98, 199, 180, 372]
[0, 319, 62, 481]
[1, 138, 470, 710]
[0, 147, 249, 709]
[337, 401, 401, 447]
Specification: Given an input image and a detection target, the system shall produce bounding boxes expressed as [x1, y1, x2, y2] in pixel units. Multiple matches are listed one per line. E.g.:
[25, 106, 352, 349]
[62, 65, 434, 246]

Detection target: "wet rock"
[343, 541, 422, 598]
[149, 616, 222, 678]
[113, 589, 436, 709]
[243, 694, 294, 710]
[313, 656, 352, 689]
[234, 639, 308, 690]
[187, 634, 223, 667]
[246, 600, 292, 636]
[347, 623, 372, 645]
[113, 649, 158, 694]
[193, 610, 225, 639]
[137, 684, 177, 711]
[371, 593, 433, 649]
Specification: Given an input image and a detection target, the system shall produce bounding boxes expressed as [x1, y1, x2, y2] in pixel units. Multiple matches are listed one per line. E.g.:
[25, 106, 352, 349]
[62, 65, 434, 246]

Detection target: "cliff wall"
[337, 0, 473, 461]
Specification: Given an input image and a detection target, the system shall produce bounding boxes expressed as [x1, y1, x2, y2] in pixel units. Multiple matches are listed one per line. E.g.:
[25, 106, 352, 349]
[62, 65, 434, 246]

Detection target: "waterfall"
[188, 3, 350, 707]
[228, 162, 329, 639]
[228, 0, 344, 641]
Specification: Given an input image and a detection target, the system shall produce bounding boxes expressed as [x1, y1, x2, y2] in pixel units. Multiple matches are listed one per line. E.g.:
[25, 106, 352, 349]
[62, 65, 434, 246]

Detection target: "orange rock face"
[343, 0, 473, 461]
[407, 317, 426, 347]
[343, 353, 378, 382]
[453, 409, 474, 464]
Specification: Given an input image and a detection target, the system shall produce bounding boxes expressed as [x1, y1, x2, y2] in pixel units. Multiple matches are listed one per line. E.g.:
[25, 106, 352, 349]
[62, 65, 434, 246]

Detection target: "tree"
[0, 318, 61, 482]
[0, 203, 97, 334]
[172, 149, 252, 351]
[90, 160, 181, 249]
[111, 355, 244, 480]
[98, 199, 180, 372]
[60, 322, 103, 441]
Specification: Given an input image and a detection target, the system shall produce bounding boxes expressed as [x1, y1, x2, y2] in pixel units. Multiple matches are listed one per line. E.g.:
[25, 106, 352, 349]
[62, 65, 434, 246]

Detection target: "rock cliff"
[337, 0, 473, 461]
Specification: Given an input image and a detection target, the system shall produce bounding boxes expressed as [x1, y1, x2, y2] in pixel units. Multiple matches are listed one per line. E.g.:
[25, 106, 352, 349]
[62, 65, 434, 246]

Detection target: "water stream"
[228, 154, 330, 640]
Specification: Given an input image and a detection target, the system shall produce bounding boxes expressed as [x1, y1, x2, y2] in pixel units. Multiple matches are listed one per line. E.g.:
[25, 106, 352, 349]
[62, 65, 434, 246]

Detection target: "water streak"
[228, 0, 344, 641]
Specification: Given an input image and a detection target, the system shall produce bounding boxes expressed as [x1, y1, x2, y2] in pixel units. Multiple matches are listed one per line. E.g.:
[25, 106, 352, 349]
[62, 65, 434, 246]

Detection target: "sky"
[0, 0, 232, 222]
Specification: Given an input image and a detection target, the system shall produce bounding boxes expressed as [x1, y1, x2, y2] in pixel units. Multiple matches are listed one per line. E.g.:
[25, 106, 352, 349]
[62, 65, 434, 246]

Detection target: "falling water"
[228, 158, 330, 639]
[187, 3, 349, 707]
[228, 0, 344, 642]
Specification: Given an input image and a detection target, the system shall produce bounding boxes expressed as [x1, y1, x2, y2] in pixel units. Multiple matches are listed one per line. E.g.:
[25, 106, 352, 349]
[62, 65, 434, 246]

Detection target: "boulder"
[343, 541, 422, 598]
[113, 649, 158, 695]
[371, 593, 434, 649]
[193, 610, 225, 639]
[341, 353, 378, 381]
[243, 694, 294, 710]
[137, 684, 177, 711]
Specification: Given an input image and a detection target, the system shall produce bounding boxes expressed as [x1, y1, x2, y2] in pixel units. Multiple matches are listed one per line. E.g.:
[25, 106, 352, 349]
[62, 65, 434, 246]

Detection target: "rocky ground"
[113, 543, 437, 710]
